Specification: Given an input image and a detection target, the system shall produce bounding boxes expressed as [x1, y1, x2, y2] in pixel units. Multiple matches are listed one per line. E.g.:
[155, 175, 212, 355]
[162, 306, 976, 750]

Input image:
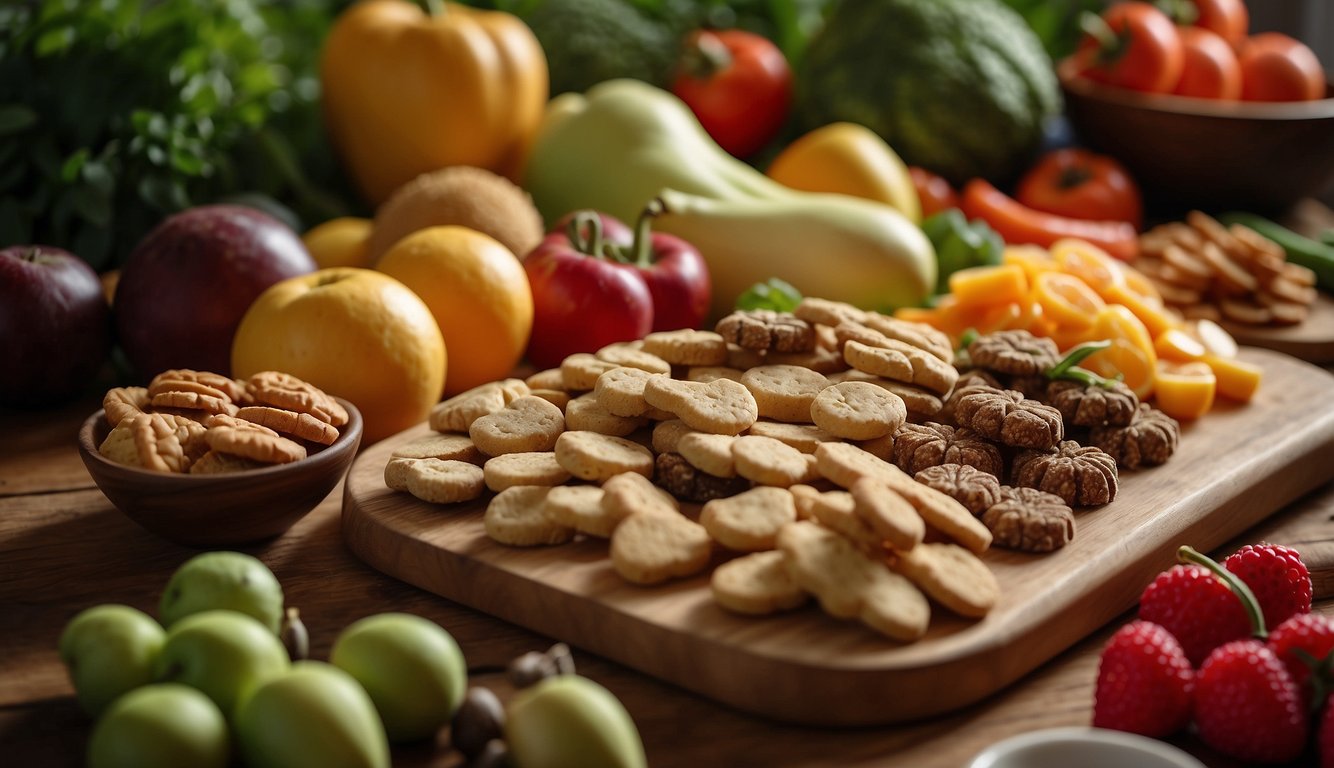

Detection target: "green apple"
[235, 660, 390, 768]
[329, 612, 467, 743]
[505, 675, 647, 768]
[154, 609, 289, 717]
[87, 683, 229, 768]
[159, 551, 284, 633]
[59, 604, 165, 716]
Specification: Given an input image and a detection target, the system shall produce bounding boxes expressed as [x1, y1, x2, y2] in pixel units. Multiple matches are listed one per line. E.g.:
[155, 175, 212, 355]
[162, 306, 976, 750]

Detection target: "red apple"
[114, 205, 316, 379]
[0, 245, 111, 408]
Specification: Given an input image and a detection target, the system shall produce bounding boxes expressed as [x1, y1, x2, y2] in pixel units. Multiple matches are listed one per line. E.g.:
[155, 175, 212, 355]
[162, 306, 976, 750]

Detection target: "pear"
[235, 660, 391, 768]
[159, 551, 284, 633]
[505, 675, 647, 768]
[154, 609, 288, 717]
[59, 604, 165, 717]
[87, 683, 228, 768]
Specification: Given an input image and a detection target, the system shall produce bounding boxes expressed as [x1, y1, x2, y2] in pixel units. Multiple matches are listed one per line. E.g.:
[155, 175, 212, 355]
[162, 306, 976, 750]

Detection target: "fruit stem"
[567, 211, 610, 261]
[679, 30, 732, 81]
[1045, 340, 1121, 389]
[422, 0, 445, 17]
[1177, 545, 1268, 640]
[623, 199, 664, 268]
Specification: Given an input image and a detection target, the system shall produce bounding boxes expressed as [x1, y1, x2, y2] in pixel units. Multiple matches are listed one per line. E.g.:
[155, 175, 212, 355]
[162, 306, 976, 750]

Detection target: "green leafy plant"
[0, 0, 353, 271]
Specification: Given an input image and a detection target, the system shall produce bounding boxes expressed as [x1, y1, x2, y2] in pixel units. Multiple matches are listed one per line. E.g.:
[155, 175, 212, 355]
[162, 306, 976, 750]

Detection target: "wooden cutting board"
[1223, 293, 1334, 364]
[343, 348, 1334, 727]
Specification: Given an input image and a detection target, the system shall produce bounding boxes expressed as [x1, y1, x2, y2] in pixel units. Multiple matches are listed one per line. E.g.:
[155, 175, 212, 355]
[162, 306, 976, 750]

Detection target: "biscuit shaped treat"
[643, 376, 759, 435]
[711, 550, 808, 616]
[469, 396, 566, 457]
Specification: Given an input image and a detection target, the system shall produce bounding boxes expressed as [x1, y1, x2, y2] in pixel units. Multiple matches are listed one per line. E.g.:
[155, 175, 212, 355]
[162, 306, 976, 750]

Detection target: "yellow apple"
[232, 268, 446, 444]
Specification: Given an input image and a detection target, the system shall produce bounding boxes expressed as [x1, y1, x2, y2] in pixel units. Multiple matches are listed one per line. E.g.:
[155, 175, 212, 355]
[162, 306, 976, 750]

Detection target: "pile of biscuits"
[98, 370, 347, 474]
[1136, 211, 1317, 326]
[382, 299, 1015, 643]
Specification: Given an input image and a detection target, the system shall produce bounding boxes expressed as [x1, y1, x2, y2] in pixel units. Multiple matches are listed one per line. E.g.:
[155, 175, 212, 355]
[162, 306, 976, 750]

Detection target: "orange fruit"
[1153, 360, 1217, 420]
[302, 217, 374, 269]
[947, 264, 1029, 307]
[232, 268, 447, 444]
[1082, 305, 1158, 399]
[1202, 354, 1262, 402]
[1033, 271, 1105, 331]
[377, 226, 533, 396]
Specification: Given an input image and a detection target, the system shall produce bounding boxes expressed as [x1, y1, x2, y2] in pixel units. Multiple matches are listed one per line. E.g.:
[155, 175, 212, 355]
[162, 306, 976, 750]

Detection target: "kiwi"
[369, 166, 545, 262]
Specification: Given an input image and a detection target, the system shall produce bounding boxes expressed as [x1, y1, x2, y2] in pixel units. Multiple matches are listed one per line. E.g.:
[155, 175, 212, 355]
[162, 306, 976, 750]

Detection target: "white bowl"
[968, 727, 1206, 768]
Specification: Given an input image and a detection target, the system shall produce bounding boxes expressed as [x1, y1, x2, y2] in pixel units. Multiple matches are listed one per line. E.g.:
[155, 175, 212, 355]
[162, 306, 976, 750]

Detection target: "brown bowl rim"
[1057, 59, 1334, 121]
[77, 395, 364, 482]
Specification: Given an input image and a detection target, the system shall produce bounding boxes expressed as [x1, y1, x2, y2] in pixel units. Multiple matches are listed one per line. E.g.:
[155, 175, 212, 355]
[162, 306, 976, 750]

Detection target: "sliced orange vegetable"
[1033, 271, 1106, 330]
[1154, 327, 1207, 362]
[948, 264, 1029, 307]
[1187, 319, 1239, 358]
[1082, 305, 1158, 398]
[1153, 360, 1217, 420]
[1104, 281, 1181, 339]
[1051, 238, 1126, 299]
[1003, 245, 1058, 283]
[1119, 265, 1163, 304]
[1202, 354, 1262, 402]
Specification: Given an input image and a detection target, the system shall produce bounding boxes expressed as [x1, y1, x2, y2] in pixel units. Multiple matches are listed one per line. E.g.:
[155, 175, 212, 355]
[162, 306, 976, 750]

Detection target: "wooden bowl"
[77, 398, 362, 547]
[1058, 60, 1334, 215]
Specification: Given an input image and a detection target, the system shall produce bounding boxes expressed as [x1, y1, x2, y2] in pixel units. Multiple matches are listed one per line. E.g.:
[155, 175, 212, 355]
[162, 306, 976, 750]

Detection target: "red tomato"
[1015, 149, 1144, 230]
[1237, 33, 1326, 102]
[908, 166, 960, 219]
[671, 29, 792, 158]
[1173, 26, 1242, 100]
[1075, 2, 1185, 94]
[1187, 0, 1248, 47]
[960, 179, 1140, 262]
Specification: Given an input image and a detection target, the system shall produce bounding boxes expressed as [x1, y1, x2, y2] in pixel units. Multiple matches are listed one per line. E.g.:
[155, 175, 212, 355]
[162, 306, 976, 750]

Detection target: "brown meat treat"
[1012, 440, 1118, 507]
[891, 422, 1004, 478]
[914, 464, 1003, 517]
[953, 389, 1064, 450]
[1089, 403, 1181, 469]
[940, 370, 1003, 424]
[982, 486, 1075, 553]
[654, 452, 751, 503]
[968, 330, 1060, 377]
[1045, 379, 1139, 428]
[715, 309, 815, 353]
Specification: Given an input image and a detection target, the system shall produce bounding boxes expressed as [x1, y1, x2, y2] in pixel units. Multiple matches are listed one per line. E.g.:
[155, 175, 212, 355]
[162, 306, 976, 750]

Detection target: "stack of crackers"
[99, 370, 347, 474]
[383, 299, 1007, 643]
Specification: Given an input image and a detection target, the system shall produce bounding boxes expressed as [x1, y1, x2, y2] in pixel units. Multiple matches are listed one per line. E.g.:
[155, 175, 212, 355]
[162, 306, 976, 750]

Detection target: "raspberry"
[1194, 639, 1307, 764]
[1138, 564, 1250, 667]
[1268, 612, 1334, 704]
[1224, 543, 1311, 631]
[1092, 620, 1194, 737]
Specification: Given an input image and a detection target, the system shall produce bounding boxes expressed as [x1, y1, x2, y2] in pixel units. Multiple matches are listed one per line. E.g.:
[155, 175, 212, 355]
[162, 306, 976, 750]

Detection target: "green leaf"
[0, 105, 38, 136]
[736, 277, 803, 313]
[61, 147, 90, 182]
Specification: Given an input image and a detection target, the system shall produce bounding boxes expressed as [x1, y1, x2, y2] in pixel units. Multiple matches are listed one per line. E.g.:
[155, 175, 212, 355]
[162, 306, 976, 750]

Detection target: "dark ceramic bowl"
[77, 398, 362, 547]
[1058, 60, 1334, 215]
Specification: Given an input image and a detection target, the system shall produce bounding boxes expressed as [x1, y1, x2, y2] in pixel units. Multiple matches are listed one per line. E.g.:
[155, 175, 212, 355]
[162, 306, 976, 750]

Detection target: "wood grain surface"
[3, 378, 1334, 767]
[342, 348, 1334, 727]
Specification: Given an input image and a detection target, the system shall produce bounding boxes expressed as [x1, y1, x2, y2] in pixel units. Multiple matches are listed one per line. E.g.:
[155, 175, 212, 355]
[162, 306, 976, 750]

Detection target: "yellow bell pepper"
[766, 122, 922, 223]
[320, 0, 548, 206]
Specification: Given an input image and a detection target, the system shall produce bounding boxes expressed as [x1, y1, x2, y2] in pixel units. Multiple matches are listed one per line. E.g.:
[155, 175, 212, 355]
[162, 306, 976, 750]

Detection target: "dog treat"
[842, 339, 958, 395]
[484, 486, 573, 546]
[560, 353, 621, 391]
[1089, 403, 1181, 469]
[740, 364, 830, 423]
[810, 381, 907, 441]
[793, 297, 869, 328]
[383, 457, 419, 492]
[914, 464, 1003, 517]
[564, 392, 645, 437]
[952, 388, 1064, 450]
[967, 330, 1060, 377]
[595, 342, 671, 375]
[699, 486, 796, 552]
[892, 422, 1003, 478]
[611, 511, 713, 585]
[643, 376, 759, 435]
[206, 423, 306, 466]
[431, 379, 530, 433]
[677, 432, 739, 478]
[826, 370, 944, 419]
[982, 486, 1075, 553]
[525, 367, 567, 391]
[1012, 440, 1119, 507]
[103, 387, 150, 427]
[710, 550, 808, 615]
[150, 390, 239, 418]
[777, 521, 930, 642]
[601, 471, 680, 519]
[189, 450, 269, 475]
[404, 458, 486, 505]
[746, 421, 841, 454]
[654, 452, 750, 503]
[715, 309, 815, 353]
[641, 329, 730, 366]
[542, 484, 617, 538]
[247, 371, 348, 427]
[890, 542, 999, 618]
[236, 405, 340, 446]
[391, 432, 484, 465]
[804, 489, 883, 553]
[469, 395, 566, 457]
[732, 435, 809, 487]
[1044, 379, 1139, 429]
[554, 430, 654, 482]
[685, 366, 745, 383]
[850, 476, 925, 551]
[593, 367, 664, 418]
[483, 452, 572, 492]
[651, 419, 699, 455]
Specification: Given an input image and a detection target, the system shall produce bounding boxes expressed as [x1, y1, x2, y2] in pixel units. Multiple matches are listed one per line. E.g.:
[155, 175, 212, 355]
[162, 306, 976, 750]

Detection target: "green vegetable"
[796, 0, 1062, 185]
[0, 0, 351, 271]
[1000, 0, 1106, 60]
[921, 209, 1004, 296]
[736, 277, 803, 312]
[1218, 211, 1334, 292]
[514, 0, 690, 96]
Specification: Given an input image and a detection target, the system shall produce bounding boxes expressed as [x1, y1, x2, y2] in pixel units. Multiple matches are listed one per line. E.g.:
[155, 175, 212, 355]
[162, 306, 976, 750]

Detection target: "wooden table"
[3, 393, 1333, 768]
